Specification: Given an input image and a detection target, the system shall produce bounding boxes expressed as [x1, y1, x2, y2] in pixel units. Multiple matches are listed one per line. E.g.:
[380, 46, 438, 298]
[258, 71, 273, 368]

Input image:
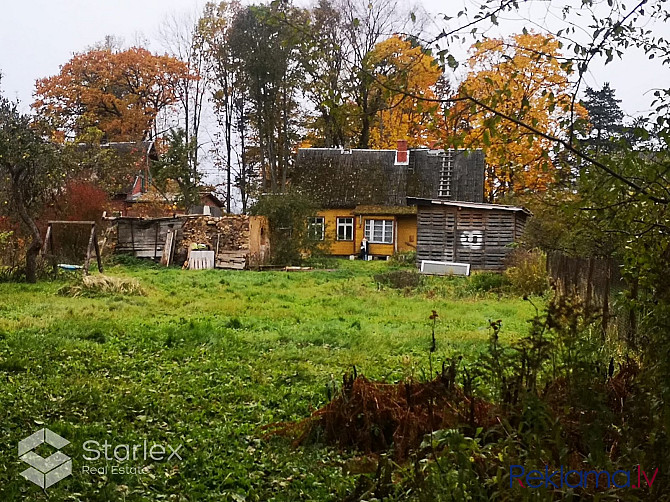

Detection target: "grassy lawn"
[0, 260, 538, 501]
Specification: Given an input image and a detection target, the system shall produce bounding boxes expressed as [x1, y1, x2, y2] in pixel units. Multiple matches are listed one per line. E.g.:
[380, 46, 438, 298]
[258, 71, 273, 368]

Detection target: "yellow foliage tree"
[366, 36, 444, 149]
[33, 48, 194, 142]
[447, 32, 586, 200]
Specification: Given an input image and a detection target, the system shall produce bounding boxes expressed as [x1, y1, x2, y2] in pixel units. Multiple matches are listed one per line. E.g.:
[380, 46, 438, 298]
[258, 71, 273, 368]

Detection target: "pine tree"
[581, 83, 624, 154]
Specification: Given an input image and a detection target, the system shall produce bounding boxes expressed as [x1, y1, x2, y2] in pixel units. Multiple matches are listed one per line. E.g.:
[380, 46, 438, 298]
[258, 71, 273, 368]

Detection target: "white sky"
[1, 0, 667, 118]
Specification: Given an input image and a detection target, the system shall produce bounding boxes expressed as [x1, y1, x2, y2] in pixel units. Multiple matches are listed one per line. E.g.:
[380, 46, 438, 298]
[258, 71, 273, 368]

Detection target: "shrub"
[466, 271, 510, 294]
[390, 251, 416, 266]
[250, 192, 327, 266]
[373, 270, 422, 289]
[0, 230, 22, 273]
[504, 248, 549, 296]
[105, 253, 161, 269]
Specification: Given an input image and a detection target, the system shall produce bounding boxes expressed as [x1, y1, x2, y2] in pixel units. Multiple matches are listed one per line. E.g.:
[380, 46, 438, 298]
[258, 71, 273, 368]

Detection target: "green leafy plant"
[250, 191, 327, 266]
[504, 249, 549, 296]
[373, 270, 423, 290]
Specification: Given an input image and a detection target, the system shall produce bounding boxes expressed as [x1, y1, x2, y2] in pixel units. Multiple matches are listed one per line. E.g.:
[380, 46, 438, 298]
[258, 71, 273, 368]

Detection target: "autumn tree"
[366, 36, 444, 149]
[33, 48, 194, 142]
[447, 32, 584, 201]
[337, 0, 419, 148]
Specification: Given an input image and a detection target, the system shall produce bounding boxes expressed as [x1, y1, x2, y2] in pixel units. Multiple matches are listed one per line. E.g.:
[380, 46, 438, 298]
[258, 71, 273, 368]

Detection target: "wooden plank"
[41, 224, 52, 255]
[93, 225, 104, 273]
[47, 220, 96, 225]
[160, 229, 175, 266]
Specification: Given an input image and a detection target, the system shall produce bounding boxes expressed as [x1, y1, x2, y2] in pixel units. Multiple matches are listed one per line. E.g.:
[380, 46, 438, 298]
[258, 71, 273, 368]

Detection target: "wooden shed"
[114, 216, 184, 259]
[409, 198, 531, 270]
[112, 214, 270, 269]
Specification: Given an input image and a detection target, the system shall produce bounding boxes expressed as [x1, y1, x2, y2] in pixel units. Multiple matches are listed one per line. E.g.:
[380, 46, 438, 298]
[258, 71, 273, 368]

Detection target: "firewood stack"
[180, 215, 252, 269]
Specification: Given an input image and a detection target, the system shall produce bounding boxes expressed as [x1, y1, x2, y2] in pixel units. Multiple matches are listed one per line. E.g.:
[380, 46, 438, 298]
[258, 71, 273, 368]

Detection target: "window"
[308, 217, 325, 241]
[365, 219, 393, 244]
[336, 217, 354, 241]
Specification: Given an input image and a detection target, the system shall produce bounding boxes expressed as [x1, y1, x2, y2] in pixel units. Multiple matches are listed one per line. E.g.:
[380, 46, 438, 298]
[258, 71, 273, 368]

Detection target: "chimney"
[395, 139, 408, 164]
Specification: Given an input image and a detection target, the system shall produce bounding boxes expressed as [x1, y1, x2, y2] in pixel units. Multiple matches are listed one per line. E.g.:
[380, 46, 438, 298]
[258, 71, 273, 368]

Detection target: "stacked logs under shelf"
[180, 215, 251, 269]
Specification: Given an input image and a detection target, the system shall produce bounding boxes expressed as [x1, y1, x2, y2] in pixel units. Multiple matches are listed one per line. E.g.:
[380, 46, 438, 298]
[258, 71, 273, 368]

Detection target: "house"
[101, 141, 156, 212]
[294, 141, 486, 258]
[188, 192, 226, 217]
[95, 142, 224, 217]
[408, 198, 531, 270]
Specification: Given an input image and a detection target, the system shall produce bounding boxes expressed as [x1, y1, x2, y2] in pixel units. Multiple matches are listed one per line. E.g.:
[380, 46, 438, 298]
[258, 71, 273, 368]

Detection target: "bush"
[373, 270, 422, 289]
[105, 253, 161, 269]
[467, 271, 510, 293]
[390, 251, 416, 266]
[0, 230, 22, 273]
[250, 192, 327, 266]
[504, 248, 549, 296]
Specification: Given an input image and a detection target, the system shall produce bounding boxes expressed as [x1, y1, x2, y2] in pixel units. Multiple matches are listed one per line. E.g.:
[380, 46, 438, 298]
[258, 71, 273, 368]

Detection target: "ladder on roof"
[438, 150, 454, 198]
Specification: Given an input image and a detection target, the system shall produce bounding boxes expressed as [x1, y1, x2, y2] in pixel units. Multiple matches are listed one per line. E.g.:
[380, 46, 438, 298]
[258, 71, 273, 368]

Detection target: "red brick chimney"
[396, 139, 408, 164]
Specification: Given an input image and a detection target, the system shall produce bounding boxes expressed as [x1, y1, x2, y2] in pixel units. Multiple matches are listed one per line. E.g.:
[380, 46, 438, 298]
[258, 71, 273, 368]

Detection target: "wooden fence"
[546, 252, 633, 340]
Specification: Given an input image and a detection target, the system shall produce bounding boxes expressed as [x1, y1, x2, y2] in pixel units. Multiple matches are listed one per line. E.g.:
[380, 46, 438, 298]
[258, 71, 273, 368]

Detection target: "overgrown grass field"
[0, 260, 538, 501]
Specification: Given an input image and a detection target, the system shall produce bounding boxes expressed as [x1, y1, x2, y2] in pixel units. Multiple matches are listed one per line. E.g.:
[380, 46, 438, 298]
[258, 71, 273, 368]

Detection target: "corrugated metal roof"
[407, 197, 532, 216]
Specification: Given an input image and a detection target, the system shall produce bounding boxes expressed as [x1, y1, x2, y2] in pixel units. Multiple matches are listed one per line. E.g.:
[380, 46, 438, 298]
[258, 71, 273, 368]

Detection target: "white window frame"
[308, 217, 325, 241]
[336, 217, 354, 241]
[365, 219, 394, 244]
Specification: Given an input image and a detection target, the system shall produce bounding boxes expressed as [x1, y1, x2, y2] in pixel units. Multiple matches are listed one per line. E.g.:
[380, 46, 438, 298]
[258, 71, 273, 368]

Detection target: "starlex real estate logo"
[18, 428, 72, 489]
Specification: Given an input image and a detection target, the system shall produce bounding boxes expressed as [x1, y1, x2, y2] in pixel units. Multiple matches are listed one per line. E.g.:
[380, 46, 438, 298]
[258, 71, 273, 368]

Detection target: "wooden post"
[585, 256, 594, 311]
[602, 259, 610, 340]
[93, 224, 103, 273]
[41, 223, 56, 274]
[154, 223, 159, 259]
[161, 229, 175, 267]
[41, 224, 52, 255]
[49, 224, 57, 274]
[83, 224, 96, 275]
[130, 219, 135, 257]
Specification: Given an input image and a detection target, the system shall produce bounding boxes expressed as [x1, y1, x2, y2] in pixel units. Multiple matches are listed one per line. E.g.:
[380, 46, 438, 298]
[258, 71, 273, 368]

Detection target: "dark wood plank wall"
[417, 206, 526, 270]
[417, 207, 455, 261]
[116, 218, 185, 258]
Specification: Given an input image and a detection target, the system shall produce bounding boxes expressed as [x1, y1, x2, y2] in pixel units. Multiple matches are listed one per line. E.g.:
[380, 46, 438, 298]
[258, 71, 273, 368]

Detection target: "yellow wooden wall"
[316, 209, 417, 257]
[396, 215, 417, 253]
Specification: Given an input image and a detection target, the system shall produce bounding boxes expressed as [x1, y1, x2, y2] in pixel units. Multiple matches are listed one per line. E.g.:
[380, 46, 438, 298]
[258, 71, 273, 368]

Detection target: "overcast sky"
[1, 0, 667, 118]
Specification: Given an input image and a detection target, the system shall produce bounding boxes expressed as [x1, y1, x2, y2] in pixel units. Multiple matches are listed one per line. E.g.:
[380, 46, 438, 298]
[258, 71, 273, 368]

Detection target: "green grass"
[0, 260, 539, 501]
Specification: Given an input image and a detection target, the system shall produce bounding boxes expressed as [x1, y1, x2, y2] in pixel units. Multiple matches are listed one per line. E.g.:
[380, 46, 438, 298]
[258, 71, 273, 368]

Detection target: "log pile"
[180, 215, 252, 270]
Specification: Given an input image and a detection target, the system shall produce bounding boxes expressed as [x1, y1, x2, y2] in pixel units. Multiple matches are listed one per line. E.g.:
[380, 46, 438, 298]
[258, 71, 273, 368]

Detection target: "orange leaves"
[33, 48, 194, 142]
[367, 36, 443, 149]
[446, 32, 586, 200]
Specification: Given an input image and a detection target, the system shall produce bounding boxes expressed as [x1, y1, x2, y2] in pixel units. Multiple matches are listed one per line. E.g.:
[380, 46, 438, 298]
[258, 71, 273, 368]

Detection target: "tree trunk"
[358, 112, 371, 149]
[12, 175, 42, 283]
